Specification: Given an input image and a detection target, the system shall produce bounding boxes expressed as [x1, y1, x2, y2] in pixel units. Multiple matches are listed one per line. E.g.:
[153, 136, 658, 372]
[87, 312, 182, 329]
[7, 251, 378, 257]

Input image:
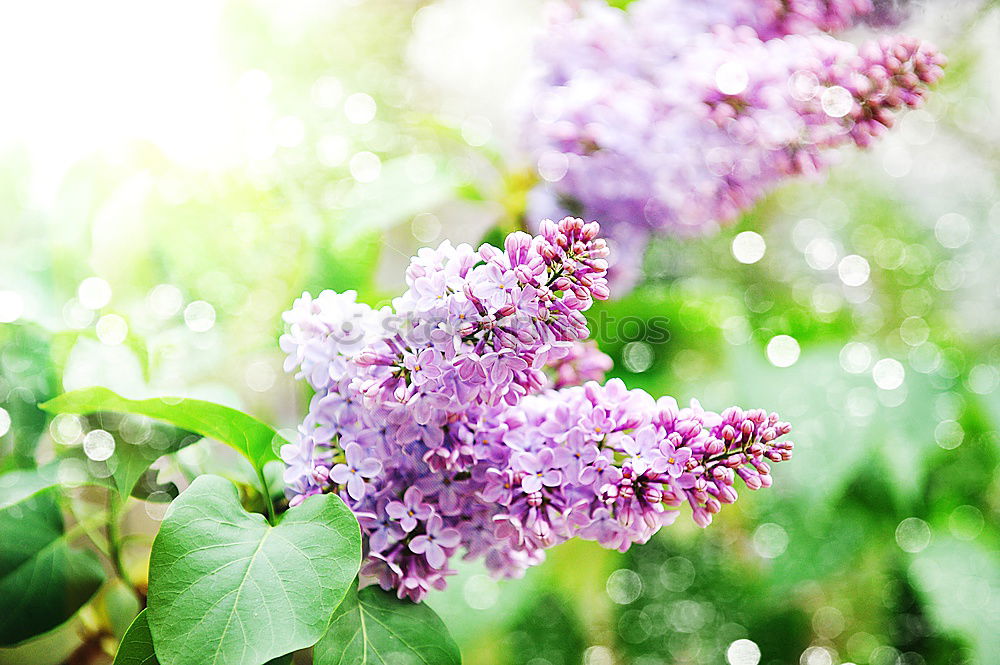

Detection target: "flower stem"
[258, 467, 277, 525]
[106, 494, 142, 602]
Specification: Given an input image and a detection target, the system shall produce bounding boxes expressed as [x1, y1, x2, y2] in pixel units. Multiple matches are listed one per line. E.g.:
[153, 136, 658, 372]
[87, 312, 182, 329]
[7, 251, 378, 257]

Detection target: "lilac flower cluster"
[526, 0, 944, 289]
[642, 0, 877, 40]
[280, 220, 794, 602]
[544, 340, 613, 389]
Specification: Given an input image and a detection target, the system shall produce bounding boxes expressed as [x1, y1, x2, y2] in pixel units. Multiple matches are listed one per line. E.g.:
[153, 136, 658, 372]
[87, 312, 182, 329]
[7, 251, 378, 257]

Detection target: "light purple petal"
[521, 475, 543, 494]
[409, 535, 430, 555]
[542, 469, 563, 487]
[435, 528, 461, 549]
[343, 442, 363, 466]
[329, 464, 351, 484]
[357, 458, 382, 477]
[424, 542, 446, 568]
[346, 475, 366, 501]
[386, 502, 407, 520]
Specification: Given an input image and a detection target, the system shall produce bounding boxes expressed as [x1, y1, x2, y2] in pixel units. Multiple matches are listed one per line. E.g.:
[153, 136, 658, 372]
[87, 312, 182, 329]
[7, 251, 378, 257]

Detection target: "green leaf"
[315, 584, 462, 665]
[263, 656, 293, 665]
[74, 412, 201, 500]
[114, 610, 158, 665]
[40, 387, 286, 472]
[0, 323, 58, 471]
[146, 475, 361, 665]
[113, 611, 291, 665]
[130, 468, 179, 503]
[0, 469, 106, 646]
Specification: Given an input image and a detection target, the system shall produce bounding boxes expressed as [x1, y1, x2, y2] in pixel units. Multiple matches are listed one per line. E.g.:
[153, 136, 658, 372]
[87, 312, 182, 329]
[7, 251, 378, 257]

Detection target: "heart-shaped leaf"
[40, 387, 287, 473]
[113, 610, 295, 665]
[114, 610, 158, 665]
[146, 475, 361, 665]
[0, 469, 106, 645]
[314, 585, 462, 665]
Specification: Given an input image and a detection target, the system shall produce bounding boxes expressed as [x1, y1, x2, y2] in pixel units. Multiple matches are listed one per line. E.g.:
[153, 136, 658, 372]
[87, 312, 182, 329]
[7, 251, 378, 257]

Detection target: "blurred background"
[1, 1, 998, 664]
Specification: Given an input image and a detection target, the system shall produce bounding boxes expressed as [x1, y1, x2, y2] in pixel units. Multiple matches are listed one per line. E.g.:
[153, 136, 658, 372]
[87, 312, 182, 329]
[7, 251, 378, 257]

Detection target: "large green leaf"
[146, 475, 361, 665]
[0, 469, 106, 645]
[0, 323, 58, 471]
[314, 585, 462, 665]
[40, 387, 285, 472]
[114, 610, 158, 665]
[112, 611, 294, 665]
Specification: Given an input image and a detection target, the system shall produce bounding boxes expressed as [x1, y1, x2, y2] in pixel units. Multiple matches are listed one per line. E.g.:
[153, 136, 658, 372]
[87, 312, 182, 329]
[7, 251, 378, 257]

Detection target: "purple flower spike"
[525, 0, 943, 291]
[280, 221, 794, 601]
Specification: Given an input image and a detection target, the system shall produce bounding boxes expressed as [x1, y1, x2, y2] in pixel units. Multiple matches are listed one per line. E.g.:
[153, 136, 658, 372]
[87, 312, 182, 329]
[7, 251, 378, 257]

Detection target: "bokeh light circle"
[895, 517, 931, 553]
[726, 639, 761, 665]
[83, 429, 116, 462]
[606, 568, 643, 605]
[872, 358, 905, 390]
[732, 231, 766, 264]
[766, 335, 800, 368]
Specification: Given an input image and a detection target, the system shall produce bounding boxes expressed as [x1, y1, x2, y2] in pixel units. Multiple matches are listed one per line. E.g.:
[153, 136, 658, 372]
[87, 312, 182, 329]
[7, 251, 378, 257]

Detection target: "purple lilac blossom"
[526, 0, 944, 291]
[280, 220, 793, 601]
[544, 339, 613, 389]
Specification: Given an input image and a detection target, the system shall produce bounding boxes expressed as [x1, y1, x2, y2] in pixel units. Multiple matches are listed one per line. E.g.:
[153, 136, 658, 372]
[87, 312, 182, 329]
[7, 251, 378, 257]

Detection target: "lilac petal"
[649, 456, 669, 474]
[423, 426, 446, 448]
[346, 475, 366, 501]
[541, 469, 563, 487]
[368, 529, 389, 552]
[409, 535, 430, 555]
[403, 486, 423, 505]
[329, 464, 352, 484]
[480, 485, 502, 503]
[279, 443, 301, 465]
[425, 514, 443, 533]
[424, 542, 446, 569]
[551, 447, 574, 467]
[343, 442, 363, 466]
[676, 472, 697, 489]
[516, 452, 540, 474]
[435, 528, 461, 549]
[357, 458, 382, 477]
[521, 475, 543, 494]
[490, 362, 510, 384]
